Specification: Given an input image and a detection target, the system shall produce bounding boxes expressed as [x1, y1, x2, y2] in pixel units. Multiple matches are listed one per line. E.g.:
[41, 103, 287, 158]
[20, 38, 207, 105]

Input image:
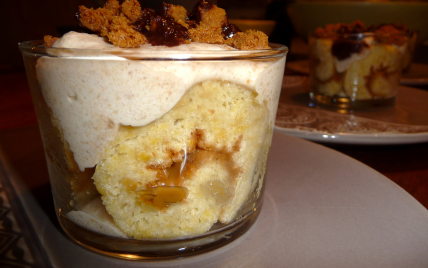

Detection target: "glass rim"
[18, 40, 288, 61]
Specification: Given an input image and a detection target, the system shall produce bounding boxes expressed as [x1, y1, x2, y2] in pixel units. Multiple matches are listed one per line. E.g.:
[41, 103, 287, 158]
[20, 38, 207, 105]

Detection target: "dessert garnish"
[44, 0, 269, 49]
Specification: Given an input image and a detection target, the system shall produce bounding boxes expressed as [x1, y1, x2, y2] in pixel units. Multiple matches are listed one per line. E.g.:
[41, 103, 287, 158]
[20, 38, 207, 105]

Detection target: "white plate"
[275, 104, 428, 145]
[4, 132, 428, 267]
[278, 77, 428, 145]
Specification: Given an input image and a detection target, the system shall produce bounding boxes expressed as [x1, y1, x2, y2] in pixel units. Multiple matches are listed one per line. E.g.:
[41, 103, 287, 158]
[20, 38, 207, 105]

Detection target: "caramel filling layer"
[123, 130, 243, 210]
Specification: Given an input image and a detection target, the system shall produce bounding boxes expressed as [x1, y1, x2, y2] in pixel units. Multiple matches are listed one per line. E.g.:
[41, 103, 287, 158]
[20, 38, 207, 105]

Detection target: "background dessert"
[309, 21, 409, 109]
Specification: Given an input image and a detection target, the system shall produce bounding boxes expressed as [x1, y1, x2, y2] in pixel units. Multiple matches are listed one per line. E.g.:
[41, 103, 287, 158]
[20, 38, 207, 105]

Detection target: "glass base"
[310, 93, 396, 111]
[58, 201, 263, 260]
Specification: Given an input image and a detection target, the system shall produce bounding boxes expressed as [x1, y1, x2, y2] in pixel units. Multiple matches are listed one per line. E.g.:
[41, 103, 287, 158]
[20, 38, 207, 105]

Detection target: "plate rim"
[274, 126, 428, 145]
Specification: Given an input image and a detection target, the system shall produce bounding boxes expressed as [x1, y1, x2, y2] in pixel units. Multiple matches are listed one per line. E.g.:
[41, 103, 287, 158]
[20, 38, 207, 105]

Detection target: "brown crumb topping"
[121, 0, 142, 23]
[161, 3, 188, 28]
[108, 14, 148, 48]
[44, 35, 58, 47]
[314, 20, 410, 46]
[225, 30, 270, 50]
[44, 0, 270, 50]
[314, 20, 367, 36]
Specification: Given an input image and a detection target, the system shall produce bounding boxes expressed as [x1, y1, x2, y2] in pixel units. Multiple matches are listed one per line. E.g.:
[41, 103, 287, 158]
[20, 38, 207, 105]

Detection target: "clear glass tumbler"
[19, 41, 287, 260]
[308, 31, 409, 110]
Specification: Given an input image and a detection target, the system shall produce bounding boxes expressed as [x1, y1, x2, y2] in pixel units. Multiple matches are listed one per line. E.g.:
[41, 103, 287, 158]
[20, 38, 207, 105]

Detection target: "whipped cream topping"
[37, 32, 285, 170]
[52, 32, 115, 49]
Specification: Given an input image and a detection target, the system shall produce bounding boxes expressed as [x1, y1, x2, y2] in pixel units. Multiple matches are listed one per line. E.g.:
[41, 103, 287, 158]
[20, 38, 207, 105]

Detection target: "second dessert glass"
[308, 31, 409, 110]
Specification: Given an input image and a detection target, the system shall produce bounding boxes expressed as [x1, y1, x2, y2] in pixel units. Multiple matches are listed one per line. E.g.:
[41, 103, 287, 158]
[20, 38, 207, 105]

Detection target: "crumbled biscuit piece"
[226, 30, 270, 50]
[374, 25, 407, 46]
[44, 35, 58, 47]
[188, 2, 227, 44]
[104, 0, 121, 13]
[188, 25, 224, 44]
[197, 3, 227, 27]
[108, 14, 148, 47]
[78, 5, 116, 37]
[315, 20, 366, 37]
[78, 0, 147, 46]
[121, 0, 142, 23]
[162, 3, 189, 28]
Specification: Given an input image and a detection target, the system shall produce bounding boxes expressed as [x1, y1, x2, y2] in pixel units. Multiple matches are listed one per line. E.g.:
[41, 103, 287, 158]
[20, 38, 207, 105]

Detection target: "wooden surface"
[1, 67, 428, 211]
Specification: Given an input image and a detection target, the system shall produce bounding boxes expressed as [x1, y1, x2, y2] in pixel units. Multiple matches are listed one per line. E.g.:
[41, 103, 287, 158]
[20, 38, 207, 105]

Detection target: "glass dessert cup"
[19, 40, 287, 260]
[308, 32, 409, 110]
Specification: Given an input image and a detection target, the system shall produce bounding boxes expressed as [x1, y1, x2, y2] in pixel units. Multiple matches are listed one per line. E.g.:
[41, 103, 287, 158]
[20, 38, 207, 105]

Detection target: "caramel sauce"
[123, 175, 188, 211]
[61, 140, 98, 207]
[139, 186, 189, 210]
[128, 129, 243, 211]
[64, 145, 96, 191]
[70, 167, 96, 193]
[149, 147, 242, 188]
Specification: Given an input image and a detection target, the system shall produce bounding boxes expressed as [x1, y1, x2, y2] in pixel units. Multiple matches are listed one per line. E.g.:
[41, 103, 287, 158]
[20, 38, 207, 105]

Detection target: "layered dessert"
[34, 0, 286, 240]
[309, 21, 409, 105]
